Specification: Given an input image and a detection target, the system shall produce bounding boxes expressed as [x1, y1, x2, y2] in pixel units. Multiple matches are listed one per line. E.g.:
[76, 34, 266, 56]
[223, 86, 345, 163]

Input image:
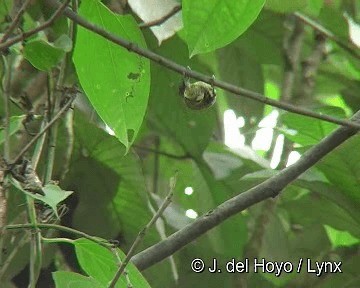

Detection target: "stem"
[5, 223, 114, 249]
[11, 93, 76, 165]
[139, 5, 181, 28]
[108, 174, 177, 288]
[0, 0, 32, 43]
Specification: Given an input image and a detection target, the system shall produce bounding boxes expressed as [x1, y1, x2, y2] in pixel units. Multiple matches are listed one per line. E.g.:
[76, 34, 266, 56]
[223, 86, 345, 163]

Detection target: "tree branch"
[11, 93, 76, 165]
[108, 174, 176, 287]
[44, 0, 360, 131]
[0, 0, 70, 52]
[0, 0, 32, 43]
[139, 5, 181, 29]
[294, 12, 360, 60]
[131, 110, 360, 270]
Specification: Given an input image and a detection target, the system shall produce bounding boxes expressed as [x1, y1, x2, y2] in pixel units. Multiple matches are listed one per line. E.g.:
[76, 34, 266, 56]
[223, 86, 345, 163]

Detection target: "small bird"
[179, 70, 216, 110]
[11, 159, 45, 196]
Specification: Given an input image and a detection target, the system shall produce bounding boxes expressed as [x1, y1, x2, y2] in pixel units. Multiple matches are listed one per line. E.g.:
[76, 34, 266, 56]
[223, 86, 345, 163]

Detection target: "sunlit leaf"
[74, 0, 150, 151]
[53, 271, 103, 288]
[74, 238, 151, 288]
[182, 0, 265, 56]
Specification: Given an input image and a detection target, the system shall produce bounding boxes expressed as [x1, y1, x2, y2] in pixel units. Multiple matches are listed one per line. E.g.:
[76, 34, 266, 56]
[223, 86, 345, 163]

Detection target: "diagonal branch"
[139, 5, 181, 29]
[0, 0, 32, 43]
[11, 93, 76, 165]
[44, 0, 360, 131]
[0, 0, 70, 52]
[131, 110, 360, 270]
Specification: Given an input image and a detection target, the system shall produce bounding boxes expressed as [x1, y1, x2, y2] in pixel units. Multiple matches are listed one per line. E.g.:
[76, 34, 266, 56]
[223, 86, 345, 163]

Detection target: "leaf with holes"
[73, 0, 150, 151]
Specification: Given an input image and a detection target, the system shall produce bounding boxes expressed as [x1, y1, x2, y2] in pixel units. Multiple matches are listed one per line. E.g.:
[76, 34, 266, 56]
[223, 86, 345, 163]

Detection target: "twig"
[0, 0, 70, 52]
[0, 232, 30, 278]
[294, 12, 360, 60]
[131, 110, 360, 270]
[5, 223, 114, 249]
[139, 5, 181, 29]
[0, 0, 32, 43]
[45, 0, 360, 130]
[11, 93, 76, 165]
[108, 174, 177, 288]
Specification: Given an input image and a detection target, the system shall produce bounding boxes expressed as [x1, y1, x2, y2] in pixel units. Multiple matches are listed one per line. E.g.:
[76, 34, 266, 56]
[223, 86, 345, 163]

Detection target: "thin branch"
[0, 232, 29, 278]
[139, 5, 181, 29]
[131, 110, 360, 270]
[0, 0, 32, 43]
[45, 0, 360, 131]
[0, 0, 70, 52]
[108, 174, 176, 288]
[11, 93, 76, 165]
[5, 223, 113, 249]
[294, 12, 360, 60]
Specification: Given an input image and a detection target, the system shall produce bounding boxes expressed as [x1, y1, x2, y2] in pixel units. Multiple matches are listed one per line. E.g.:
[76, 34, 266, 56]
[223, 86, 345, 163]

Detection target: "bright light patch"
[185, 209, 198, 219]
[105, 125, 115, 136]
[252, 110, 279, 151]
[270, 134, 284, 169]
[346, 14, 360, 47]
[184, 186, 194, 195]
[286, 151, 301, 167]
[224, 109, 245, 148]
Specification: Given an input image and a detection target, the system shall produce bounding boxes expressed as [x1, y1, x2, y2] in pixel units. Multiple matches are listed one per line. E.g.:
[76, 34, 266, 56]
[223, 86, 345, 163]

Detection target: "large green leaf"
[265, 0, 308, 13]
[316, 136, 360, 205]
[74, 238, 151, 288]
[65, 113, 155, 245]
[0, 115, 26, 144]
[73, 0, 150, 150]
[234, 10, 284, 66]
[182, 0, 265, 56]
[23, 34, 72, 71]
[53, 271, 103, 288]
[281, 106, 346, 146]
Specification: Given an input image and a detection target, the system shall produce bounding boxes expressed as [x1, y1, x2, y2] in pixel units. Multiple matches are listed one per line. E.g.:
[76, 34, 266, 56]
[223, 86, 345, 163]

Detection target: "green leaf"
[23, 34, 71, 71]
[281, 106, 346, 146]
[265, 0, 308, 13]
[234, 10, 284, 66]
[74, 238, 151, 288]
[316, 136, 360, 206]
[0, 115, 26, 144]
[324, 225, 360, 248]
[11, 179, 73, 218]
[53, 271, 104, 288]
[66, 113, 155, 244]
[300, 0, 324, 16]
[73, 0, 150, 151]
[182, 0, 265, 56]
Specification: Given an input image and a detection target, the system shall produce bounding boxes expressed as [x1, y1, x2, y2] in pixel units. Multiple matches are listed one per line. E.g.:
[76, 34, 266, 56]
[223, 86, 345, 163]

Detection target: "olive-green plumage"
[179, 80, 216, 110]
